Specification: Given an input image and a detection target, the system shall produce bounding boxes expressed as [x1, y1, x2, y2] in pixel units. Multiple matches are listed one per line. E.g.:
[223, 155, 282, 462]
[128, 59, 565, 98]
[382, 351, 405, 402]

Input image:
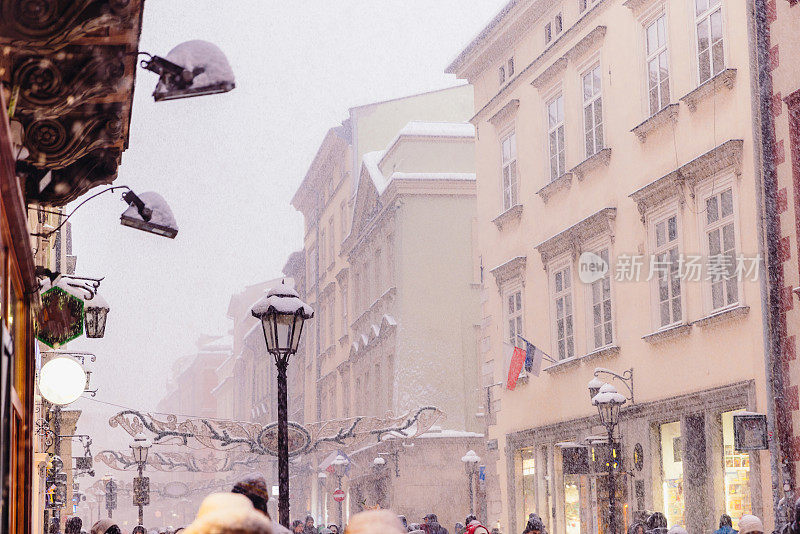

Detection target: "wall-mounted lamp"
[139, 41, 235, 102]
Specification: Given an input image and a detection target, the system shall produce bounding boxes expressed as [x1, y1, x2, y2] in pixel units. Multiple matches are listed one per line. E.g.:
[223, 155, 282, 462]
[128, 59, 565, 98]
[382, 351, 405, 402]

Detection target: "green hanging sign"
[35, 286, 84, 348]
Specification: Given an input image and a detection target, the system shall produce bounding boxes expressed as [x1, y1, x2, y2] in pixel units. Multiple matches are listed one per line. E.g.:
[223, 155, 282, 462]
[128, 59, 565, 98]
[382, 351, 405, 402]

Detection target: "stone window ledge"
[642, 323, 691, 343]
[631, 103, 679, 143]
[492, 204, 523, 230]
[691, 305, 749, 327]
[570, 147, 611, 181]
[536, 173, 573, 202]
[581, 345, 620, 361]
[679, 68, 737, 112]
[544, 355, 583, 373]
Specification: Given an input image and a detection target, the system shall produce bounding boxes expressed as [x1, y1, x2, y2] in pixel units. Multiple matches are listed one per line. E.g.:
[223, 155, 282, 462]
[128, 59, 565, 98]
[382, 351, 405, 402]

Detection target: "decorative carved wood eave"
[486, 99, 520, 128]
[534, 207, 616, 265]
[530, 58, 567, 90]
[489, 255, 527, 291]
[679, 68, 737, 112]
[629, 170, 684, 223]
[0, 0, 144, 206]
[630, 103, 679, 143]
[565, 26, 607, 62]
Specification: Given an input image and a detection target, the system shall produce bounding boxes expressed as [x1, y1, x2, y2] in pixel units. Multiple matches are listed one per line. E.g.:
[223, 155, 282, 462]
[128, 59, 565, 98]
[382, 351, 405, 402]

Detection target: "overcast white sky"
[65, 0, 508, 455]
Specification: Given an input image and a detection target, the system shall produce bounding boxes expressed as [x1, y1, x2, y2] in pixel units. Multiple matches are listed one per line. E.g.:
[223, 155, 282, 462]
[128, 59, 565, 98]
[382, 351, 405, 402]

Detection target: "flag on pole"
[504, 342, 526, 390]
[517, 335, 552, 377]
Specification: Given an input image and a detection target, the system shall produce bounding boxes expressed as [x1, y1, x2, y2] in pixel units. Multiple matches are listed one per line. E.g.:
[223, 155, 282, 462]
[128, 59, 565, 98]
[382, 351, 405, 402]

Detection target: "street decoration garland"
[108, 406, 444, 456]
[85, 475, 242, 500]
[94, 449, 261, 473]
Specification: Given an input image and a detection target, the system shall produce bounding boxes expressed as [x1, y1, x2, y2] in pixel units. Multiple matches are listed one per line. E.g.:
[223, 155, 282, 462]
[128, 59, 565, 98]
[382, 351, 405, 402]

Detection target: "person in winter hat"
[463, 515, 488, 534]
[182, 492, 273, 534]
[344, 510, 406, 534]
[91, 520, 122, 534]
[646, 512, 668, 534]
[291, 521, 305, 534]
[454, 522, 465, 534]
[327, 525, 339, 534]
[423, 514, 449, 534]
[738, 515, 764, 534]
[524, 514, 546, 534]
[66, 517, 83, 534]
[232, 475, 291, 534]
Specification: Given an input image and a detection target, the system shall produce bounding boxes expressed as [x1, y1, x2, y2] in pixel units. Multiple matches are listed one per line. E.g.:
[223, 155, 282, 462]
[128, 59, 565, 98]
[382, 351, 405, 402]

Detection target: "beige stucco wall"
[451, 0, 774, 531]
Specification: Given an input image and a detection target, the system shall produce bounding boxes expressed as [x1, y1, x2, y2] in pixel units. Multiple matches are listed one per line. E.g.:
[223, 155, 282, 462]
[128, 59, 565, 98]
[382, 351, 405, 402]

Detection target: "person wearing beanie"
[66, 517, 83, 534]
[738, 515, 764, 534]
[231, 475, 291, 534]
[91, 519, 121, 534]
[182, 492, 273, 534]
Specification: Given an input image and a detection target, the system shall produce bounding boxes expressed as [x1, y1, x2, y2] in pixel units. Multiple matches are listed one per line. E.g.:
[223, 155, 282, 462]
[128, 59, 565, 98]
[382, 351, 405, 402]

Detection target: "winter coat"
[424, 522, 449, 534]
[343, 510, 406, 534]
[466, 521, 489, 534]
[647, 528, 669, 534]
[714, 527, 738, 534]
[182, 492, 274, 534]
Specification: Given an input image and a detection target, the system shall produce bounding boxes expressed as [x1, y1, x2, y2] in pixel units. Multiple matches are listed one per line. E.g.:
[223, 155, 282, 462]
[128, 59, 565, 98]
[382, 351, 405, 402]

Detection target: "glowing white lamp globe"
[39, 357, 86, 405]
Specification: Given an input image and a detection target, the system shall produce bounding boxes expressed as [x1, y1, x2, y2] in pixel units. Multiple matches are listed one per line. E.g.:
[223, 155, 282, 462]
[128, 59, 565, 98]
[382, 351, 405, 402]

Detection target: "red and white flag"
[503, 342, 526, 390]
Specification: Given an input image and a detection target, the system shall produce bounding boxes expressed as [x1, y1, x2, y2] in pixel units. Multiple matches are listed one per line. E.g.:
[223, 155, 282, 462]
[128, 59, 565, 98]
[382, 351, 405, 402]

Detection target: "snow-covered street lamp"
[591, 383, 627, 534]
[462, 450, 480, 515]
[84, 293, 109, 338]
[332, 454, 349, 526]
[140, 41, 236, 102]
[129, 436, 152, 526]
[251, 281, 313, 528]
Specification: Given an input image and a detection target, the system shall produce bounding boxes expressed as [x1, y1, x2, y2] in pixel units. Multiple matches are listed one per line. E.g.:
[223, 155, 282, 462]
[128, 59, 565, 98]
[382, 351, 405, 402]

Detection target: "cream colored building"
[448, 0, 780, 532]
[291, 86, 485, 526]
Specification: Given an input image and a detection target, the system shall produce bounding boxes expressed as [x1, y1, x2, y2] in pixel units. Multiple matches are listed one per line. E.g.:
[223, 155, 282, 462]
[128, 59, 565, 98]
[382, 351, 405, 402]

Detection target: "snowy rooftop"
[395, 121, 475, 139]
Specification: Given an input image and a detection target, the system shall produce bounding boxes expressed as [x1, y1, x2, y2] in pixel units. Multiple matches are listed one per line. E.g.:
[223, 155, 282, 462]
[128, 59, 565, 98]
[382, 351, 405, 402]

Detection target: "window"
[695, 0, 724, 84]
[582, 65, 604, 157]
[341, 287, 348, 332]
[652, 213, 682, 327]
[328, 294, 335, 346]
[499, 65, 506, 84]
[320, 228, 326, 271]
[501, 132, 518, 210]
[646, 15, 670, 115]
[545, 22, 553, 44]
[506, 289, 523, 346]
[704, 187, 738, 310]
[555, 13, 563, 34]
[552, 265, 574, 360]
[508, 57, 515, 77]
[547, 95, 566, 181]
[589, 247, 613, 349]
[579, 0, 598, 12]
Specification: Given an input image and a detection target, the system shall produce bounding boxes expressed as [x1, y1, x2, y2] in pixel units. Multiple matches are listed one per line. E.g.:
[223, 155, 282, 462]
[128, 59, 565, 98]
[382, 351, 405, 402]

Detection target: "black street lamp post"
[251, 282, 313, 528]
[461, 450, 480, 515]
[130, 436, 151, 526]
[589, 382, 627, 534]
[332, 454, 349, 527]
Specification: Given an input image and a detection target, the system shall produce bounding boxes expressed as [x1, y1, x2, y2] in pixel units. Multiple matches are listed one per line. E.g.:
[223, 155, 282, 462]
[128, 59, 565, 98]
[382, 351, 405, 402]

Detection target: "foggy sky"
[65, 1, 508, 455]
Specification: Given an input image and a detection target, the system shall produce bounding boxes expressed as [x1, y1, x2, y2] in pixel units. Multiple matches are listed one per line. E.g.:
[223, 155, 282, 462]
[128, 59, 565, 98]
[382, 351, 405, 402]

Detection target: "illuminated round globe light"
[39, 357, 86, 405]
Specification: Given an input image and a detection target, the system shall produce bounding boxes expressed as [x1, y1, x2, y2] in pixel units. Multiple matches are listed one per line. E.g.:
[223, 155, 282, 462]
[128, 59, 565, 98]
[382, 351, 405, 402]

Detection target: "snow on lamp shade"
[592, 383, 626, 427]
[84, 293, 109, 338]
[153, 40, 235, 101]
[120, 191, 179, 239]
[129, 436, 152, 464]
[251, 283, 314, 355]
[39, 357, 86, 405]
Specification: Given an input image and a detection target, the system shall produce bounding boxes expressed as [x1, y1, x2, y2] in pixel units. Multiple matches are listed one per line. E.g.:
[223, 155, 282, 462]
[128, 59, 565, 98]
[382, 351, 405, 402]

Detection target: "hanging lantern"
[84, 293, 109, 339]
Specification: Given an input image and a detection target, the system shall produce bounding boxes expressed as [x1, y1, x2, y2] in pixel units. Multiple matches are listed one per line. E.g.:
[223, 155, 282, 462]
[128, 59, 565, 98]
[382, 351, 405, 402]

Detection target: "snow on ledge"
[397, 121, 475, 138]
[389, 172, 476, 182]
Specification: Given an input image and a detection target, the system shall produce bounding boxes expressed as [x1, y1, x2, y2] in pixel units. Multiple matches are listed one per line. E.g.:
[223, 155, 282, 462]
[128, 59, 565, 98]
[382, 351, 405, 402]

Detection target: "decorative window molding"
[537, 173, 573, 203]
[679, 68, 737, 112]
[691, 305, 749, 327]
[631, 103, 679, 143]
[566, 25, 607, 62]
[488, 99, 520, 128]
[629, 171, 684, 223]
[492, 203, 524, 230]
[569, 147, 611, 181]
[623, 0, 661, 11]
[335, 266, 349, 285]
[489, 256, 527, 291]
[531, 58, 568, 90]
[641, 323, 691, 343]
[534, 207, 616, 265]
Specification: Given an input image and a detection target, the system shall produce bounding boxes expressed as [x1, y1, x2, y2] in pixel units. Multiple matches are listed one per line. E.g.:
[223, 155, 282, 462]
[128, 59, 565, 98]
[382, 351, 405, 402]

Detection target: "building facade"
[448, 0, 782, 532]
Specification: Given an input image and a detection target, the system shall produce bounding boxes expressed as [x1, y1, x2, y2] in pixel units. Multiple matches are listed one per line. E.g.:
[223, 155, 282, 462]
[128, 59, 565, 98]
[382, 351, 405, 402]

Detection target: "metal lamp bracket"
[593, 367, 634, 404]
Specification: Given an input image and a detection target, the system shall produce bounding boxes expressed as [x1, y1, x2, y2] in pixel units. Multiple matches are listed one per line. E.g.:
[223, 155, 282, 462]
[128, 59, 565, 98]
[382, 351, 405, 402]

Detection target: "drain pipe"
[752, 0, 794, 523]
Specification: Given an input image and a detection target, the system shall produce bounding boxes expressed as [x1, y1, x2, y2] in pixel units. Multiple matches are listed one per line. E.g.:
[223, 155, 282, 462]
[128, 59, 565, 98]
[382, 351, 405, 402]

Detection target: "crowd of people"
[58, 474, 781, 534]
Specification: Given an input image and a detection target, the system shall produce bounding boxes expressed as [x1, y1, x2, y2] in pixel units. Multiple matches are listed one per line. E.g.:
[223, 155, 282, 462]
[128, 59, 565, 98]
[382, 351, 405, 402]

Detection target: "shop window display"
[564, 474, 582, 534]
[660, 421, 684, 528]
[522, 449, 536, 519]
[722, 410, 752, 529]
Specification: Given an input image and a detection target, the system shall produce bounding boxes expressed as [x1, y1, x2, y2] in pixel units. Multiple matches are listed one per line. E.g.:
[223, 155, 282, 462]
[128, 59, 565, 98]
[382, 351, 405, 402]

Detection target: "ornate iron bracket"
[593, 367, 634, 404]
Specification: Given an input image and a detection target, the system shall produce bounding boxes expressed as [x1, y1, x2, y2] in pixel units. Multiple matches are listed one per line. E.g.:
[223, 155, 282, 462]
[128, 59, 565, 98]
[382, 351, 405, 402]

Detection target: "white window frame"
[645, 13, 671, 116]
[504, 284, 524, 347]
[499, 65, 506, 85]
[508, 57, 515, 77]
[579, 0, 600, 12]
[545, 21, 553, 44]
[500, 129, 519, 211]
[694, 0, 725, 85]
[648, 203, 685, 330]
[583, 237, 615, 351]
[582, 63, 604, 158]
[549, 257, 575, 360]
[547, 94, 566, 181]
[696, 174, 743, 314]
